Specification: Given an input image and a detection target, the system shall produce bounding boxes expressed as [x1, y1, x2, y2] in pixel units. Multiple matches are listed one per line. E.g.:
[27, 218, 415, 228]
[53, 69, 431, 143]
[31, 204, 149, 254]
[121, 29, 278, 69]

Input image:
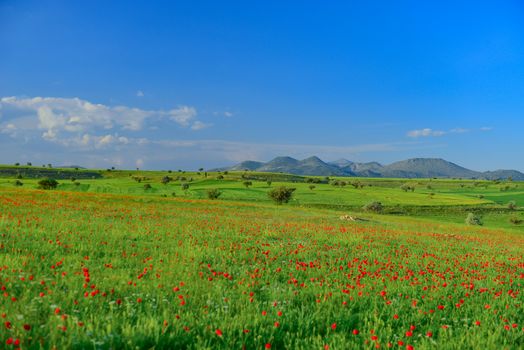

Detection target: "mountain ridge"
[211, 156, 524, 180]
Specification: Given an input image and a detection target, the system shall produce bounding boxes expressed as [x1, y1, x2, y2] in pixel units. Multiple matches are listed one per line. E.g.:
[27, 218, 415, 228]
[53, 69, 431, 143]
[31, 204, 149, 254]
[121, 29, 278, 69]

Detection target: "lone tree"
[400, 183, 415, 192]
[465, 212, 483, 226]
[143, 184, 152, 190]
[38, 178, 58, 190]
[268, 186, 296, 204]
[181, 183, 190, 193]
[161, 176, 172, 185]
[363, 201, 383, 213]
[309, 185, 316, 190]
[266, 180, 272, 187]
[507, 200, 518, 211]
[206, 188, 222, 200]
[243, 181, 253, 189]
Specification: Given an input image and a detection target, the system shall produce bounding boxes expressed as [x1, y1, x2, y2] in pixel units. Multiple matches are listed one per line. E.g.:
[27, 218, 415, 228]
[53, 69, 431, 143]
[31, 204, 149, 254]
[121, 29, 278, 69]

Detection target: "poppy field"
[0, 186, 523, 349]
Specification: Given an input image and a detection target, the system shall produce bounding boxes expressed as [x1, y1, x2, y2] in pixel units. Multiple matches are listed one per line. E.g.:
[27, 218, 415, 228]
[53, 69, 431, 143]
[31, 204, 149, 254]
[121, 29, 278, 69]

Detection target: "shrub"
[216, 175, 224, 180]
[181, 183, 189, 191]
[161, 176, 172, 185]
[400, 183, 415, 192]
[37, 178, 58, 190]
[14, 180, 23, 187]
[507, 201, 517, 211]
[268, 186, 296, 204]
[509, 216, 523, 225]
[309, 185, 316, 190]
[243, 181, 252, 188]
[143, 184, 152, 190]
[363, 201, 383, 213]
[207, 188, 222, 200]
[266, 180, 272, 187]
[465, 213, 483, 226]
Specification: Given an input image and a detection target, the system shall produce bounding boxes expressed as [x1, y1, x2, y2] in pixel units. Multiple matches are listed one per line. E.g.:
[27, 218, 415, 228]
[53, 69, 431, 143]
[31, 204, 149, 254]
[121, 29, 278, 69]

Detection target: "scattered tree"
[400, 183, 415, 192]
[363, 201, 383, 213]
[309, 185, 316, 190]
[465, 213, 483, 226]
[268, 186, 296, 204]
[161, 176, 172, 185]
[207, 188, 222, 200]
[243, 181, 253, 188]
[38, 178, 58, 190]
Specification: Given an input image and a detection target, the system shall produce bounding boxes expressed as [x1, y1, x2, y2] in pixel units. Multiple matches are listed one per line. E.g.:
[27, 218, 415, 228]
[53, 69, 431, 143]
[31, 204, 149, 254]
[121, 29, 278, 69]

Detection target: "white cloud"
[224, 111, 233, 117]
[168, 106, 197, 126]
[407, 127, 478, 138]
[480, 126, 493, 131]
[0, 96, 207, 147]
[190, 121, 212, 130]
[0, 123, 17, 136]
[407, 128, 446, 138]
[136, 90, 145, 97]
[450, 128, 469, 134]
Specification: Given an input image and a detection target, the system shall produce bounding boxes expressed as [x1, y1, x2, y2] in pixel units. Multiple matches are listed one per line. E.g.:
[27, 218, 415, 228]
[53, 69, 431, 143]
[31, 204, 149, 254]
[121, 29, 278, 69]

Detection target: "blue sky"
[1, 1, 523, 171]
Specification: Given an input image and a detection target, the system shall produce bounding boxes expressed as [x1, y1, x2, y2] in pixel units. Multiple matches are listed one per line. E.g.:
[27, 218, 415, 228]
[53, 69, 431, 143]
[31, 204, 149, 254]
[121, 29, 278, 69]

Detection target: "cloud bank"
[0, 96, 208, 148]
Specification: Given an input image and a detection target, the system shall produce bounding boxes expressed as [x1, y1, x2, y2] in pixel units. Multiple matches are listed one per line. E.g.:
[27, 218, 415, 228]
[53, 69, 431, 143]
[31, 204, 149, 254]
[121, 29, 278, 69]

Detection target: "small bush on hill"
[363, 201, 383, 213]
[207, 188, 222, 200]
[268, 186, 296, 204]
[37, 178, 58, 190]
[507, 201, 517, 210]
[465, 213, 483, 226]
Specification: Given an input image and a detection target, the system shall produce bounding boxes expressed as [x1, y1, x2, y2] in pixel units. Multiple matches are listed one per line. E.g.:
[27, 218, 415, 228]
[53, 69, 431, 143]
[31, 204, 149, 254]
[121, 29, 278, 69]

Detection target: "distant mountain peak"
[213, 156, 524, 180]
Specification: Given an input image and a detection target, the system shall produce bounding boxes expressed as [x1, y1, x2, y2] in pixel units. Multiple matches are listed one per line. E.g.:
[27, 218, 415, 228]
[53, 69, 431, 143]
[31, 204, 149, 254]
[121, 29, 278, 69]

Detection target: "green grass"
[0, 187, 522, 349]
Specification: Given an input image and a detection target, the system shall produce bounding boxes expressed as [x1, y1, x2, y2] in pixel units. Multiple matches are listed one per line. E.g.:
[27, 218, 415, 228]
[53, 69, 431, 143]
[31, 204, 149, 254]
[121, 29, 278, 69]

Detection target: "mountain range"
[213, 156, 524, 180]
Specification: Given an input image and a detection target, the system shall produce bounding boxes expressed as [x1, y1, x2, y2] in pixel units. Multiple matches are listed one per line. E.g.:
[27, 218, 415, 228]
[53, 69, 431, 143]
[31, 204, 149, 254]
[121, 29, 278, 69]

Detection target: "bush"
[268, 186, 296, 204]
[509, 216, 523, 225]
[465, 213, 483, 226]
[507, 201, 517, 210]
[143, 184, 152, 190]
[181, 183, 189, 191]
[37, 178, 58, 190]
[243, 181, 252, 188]
[14, 180, 23, 187]
[400, 183, 415, 192]
[363, 201, 383, 213]
[207, 188, 222, 200]
[309, 185, 316, 190]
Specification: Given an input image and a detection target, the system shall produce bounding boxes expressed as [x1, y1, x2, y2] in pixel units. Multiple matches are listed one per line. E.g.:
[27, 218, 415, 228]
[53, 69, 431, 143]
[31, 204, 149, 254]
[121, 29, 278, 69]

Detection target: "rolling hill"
[214, 156, 524, 180]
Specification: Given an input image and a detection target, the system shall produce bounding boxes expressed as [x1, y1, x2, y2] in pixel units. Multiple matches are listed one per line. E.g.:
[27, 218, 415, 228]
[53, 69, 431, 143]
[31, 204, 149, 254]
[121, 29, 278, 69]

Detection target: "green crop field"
[0, 167, 523, 349]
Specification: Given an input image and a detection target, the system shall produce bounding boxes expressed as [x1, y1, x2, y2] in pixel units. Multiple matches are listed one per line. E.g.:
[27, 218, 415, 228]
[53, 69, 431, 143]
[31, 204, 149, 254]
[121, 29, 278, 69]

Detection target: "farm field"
[0, 169, 523, 349]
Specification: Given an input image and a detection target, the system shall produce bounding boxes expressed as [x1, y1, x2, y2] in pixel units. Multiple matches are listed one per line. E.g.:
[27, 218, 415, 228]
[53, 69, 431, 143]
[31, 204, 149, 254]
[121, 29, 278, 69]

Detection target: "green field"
[0, 167, 523, 349]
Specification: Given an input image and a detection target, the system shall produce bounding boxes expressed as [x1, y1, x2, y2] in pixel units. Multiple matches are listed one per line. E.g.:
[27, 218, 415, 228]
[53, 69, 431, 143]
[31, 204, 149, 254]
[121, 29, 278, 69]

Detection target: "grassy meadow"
[0, 167, 523, 349]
